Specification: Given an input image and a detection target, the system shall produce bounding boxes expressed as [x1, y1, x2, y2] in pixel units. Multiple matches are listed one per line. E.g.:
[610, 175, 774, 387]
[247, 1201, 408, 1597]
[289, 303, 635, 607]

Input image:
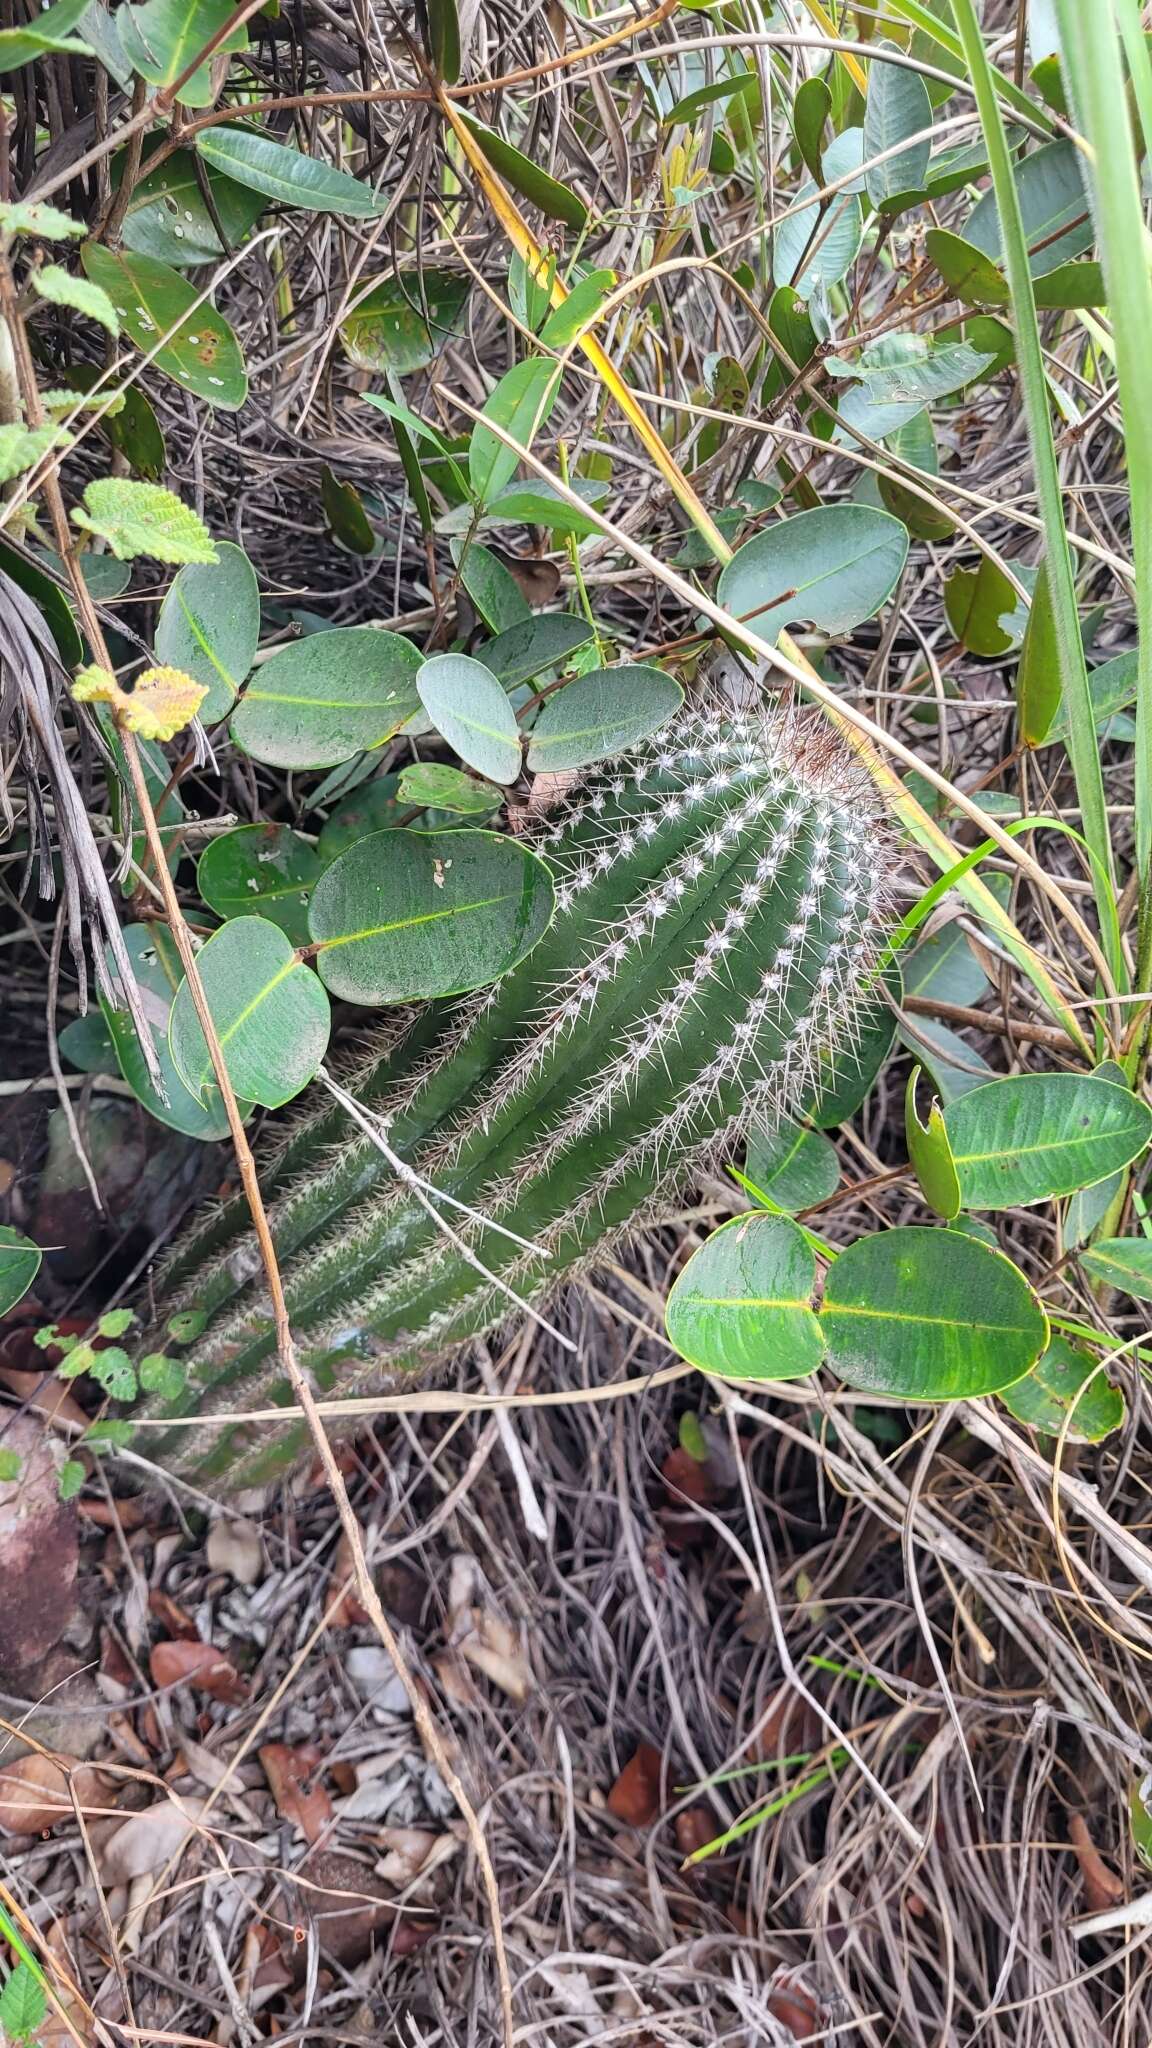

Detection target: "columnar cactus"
[144, 709, 890, 1485]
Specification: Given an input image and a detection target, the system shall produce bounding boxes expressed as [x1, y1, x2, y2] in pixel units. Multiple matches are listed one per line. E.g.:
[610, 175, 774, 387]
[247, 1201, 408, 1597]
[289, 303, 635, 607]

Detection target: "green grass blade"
[950, 0, 1122, 991]
[1057, 0, 1152, 995]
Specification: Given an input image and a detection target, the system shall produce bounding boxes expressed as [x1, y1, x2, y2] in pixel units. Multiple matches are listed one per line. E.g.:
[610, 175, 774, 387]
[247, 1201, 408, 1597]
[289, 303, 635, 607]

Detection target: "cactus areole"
[143, 710, 891, 1485]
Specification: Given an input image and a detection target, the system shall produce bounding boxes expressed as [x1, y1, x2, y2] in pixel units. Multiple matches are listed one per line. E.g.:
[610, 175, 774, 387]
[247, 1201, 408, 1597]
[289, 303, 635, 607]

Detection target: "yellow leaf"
[71, 662, 207, 741]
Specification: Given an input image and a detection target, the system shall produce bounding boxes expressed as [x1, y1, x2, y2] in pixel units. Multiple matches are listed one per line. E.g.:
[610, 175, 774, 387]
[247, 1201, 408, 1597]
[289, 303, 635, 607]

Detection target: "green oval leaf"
[232, 628, 422, 770]
[118, 0, 248, 105]
[482, 611, 597, 688]
[526, 664, 681, 772]
[925, 227, 1010, 306]
[863, 45, 932, 211]
[717, 505, 909, 647]
[822, 1225, 1047, 1399]
[100, 923, 235, 1139]
[308, 828, 555, 1004]
[944, 1075, 1152, 1211]
[1080, 1236, 1152, 1301]
[59, 1011, 117, 1073]
[169, 917, 330, 1108]
[790, 74, 832, 181]
[340, 269, 470, 374]
[772, 182, 863, 298]
[457, 112, 588, 231]
[396, 763, 500, 813]
[119, 146, 264, 267]
[321, 464, 375, 555]
[196, 126, 387, 216]
[944, 555, 1030, 657]
[485, 479, 607, 540]
[966, 138, 1093, 280]
[0, 1226, 42, 1316]
[417, 653, 523, 784]
[155, 541, 260, 722]
[197, 825, 323, 945]
[81, 242, 247, 408]
[999, 1334, 1124, 1443]
[453, 539, 530, 634]
[469, 358, 561, 508]
[665, 1212, 825, 1382]
[745, 1119, 839, 1214]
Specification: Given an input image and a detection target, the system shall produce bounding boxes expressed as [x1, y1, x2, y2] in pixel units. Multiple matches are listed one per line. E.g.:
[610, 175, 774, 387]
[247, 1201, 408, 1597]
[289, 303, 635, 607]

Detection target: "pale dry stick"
[0, 315, 517, 2048]
[46, 906, 104, 1213]
[127, 1362, 694, 1432]
[901, 1408, 982, 1803]
[439, 394, 1119, 1017]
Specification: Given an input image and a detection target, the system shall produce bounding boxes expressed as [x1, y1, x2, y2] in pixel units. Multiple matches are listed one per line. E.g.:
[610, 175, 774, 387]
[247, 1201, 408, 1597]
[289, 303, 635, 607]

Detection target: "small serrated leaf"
[0, 199, 85, 240]
[0, 1960, 48, 2044]
[72, 479, 217, 563]
[34, 262, 119, 333]
[0, 421, 69, 483]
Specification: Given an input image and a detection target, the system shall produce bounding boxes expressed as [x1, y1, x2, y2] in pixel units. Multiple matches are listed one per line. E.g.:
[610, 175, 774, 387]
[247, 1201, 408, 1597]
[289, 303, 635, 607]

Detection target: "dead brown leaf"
[767, 1973, 823, 2041]
[260, 1742, 333, 1845]
[674, 1805, 718, 1863]
[206, 1515, 265, 1587]
[0, 1752, 110, 1835]
[606, 1743, 666, 1827]
[0, 1414, 81, 1691]
[327, 1524, 369, 1626]
[147, 1590, 199, 1639]
[98, 1791, 205, 1884]
[445, 1555, 533, 1702]
[150, 1638, 249, 1704]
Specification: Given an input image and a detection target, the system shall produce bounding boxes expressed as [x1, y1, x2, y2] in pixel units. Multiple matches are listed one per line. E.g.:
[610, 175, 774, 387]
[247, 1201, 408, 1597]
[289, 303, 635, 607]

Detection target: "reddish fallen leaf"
[607, 1742, 666, 1826]
[377, 1562, 428, 1629]
[0, 1414, 82, 1691]
[0, 1363, 90, 1434]
[1069, 1813, 1126, 1913]
[0, 1752, 110, 1835]
[77, 1495, 152, 1530]
[260, 1742, 333, 1846]
[390, 1918, 438, 1956]
[150, 1638, 249, 1705]
[674, 1805, 718, 1863]
[767, 1974, 823, 2041]
[661, 1446, 717, 1510]
[291, 1849, 396, 1967]
[148, 1590, 199, 1640]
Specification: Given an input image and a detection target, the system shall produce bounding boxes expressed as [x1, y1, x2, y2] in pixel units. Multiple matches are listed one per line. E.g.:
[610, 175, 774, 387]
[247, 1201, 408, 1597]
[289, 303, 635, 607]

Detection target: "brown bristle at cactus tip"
[139, 707, 895, 1487]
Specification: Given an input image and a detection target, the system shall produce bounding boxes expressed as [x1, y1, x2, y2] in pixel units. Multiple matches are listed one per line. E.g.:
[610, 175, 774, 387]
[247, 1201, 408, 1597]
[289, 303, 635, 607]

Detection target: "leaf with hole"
[966, 137, 1093, 279]
[822, 1225, 1047, 1399]
[944, 1075, 1152, 1210]
[906, 1067, 961, 1219]
[863, 44, 932, 210]
[232, 628, 422, 770]
[772, 181, 863, 299]
[417, 654, 522, 783]
[155, 542, 260, 723]
[0, 1227, 42, 1317]
[119, 147, 265, 266]
[339, 269, 470, 375]
[196, 127, 387, 215]
[469, 358, 561, 508]
[482, 612, 596, 688]
[72, 479, 215, 563]
[900, 1013, 994, 1104]
[118, 0, 248, 105]
[745, 1119, 839, 1214]
[944, 556, 1030, 657]
[665, 1212, 824, 1382]
[81, 242, 247, 408]
[170, 917, 330, 1108]
[718, 505, 908, 647]
[457, 113, 588, 231]
[197, 826, 323, 946]
[101, 923, 236, 1139]
[1079, 1237, 1152, 1302]
[999, 1334, 1124, 1443]
[526, 665, 681, 772]
[308, 828, 554, 1005]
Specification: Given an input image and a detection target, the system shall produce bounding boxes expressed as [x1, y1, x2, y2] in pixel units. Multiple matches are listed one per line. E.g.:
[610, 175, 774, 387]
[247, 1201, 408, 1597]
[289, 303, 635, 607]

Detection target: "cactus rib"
[142, 709, 892, 1485]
